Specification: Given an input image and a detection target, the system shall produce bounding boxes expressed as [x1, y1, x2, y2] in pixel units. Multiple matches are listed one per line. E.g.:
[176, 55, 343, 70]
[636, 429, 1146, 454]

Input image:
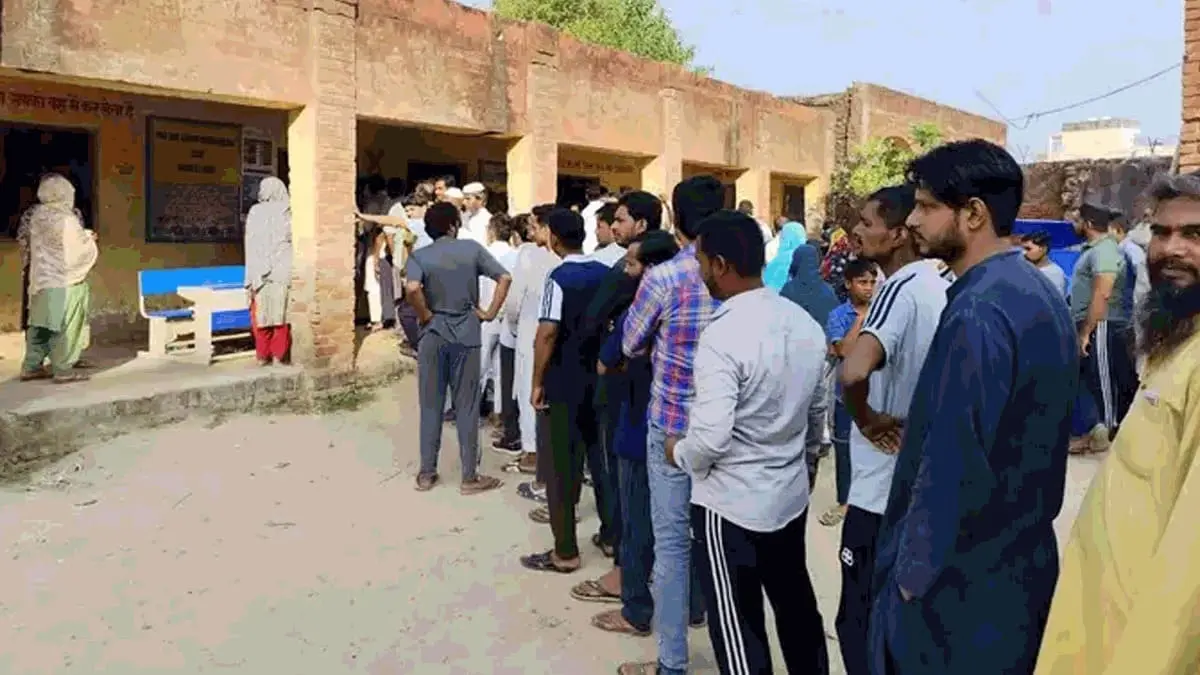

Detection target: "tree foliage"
[837, 122, 943, 198]
[493, 0, 698, 68]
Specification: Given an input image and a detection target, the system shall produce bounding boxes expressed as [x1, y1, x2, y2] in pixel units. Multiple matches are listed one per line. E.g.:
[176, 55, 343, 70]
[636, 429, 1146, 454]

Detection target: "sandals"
[460, 475, 503, 495]
[592, 533, 615, 558]
[591, 608, 650, 636]
[617, 663, 660, 675]
[517, 481, 547, 503]
[529, 506, 579, 525]
[520, 550, 579, 574]
[51, 372, 89, 384]
[571, 578, 621, 604]
[415, 473, 439, 492]
[19, 369, 50, 382]
[819, 505, 847, 527]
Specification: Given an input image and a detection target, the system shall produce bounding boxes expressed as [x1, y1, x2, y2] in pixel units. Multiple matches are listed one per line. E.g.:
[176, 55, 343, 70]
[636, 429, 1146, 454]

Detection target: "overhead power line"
[975, 61, 1182, 130]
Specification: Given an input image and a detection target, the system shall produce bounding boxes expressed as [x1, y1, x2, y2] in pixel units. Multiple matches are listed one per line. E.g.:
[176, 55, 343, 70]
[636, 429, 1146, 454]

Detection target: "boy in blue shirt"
[818, 257, 877, 528]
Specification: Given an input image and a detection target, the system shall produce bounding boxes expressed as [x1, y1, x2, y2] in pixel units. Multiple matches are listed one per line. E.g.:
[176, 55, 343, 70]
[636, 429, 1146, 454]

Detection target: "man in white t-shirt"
[837, 184, 949, 675]
[580, 184, 609, 254]
[461, 182, 491, 245]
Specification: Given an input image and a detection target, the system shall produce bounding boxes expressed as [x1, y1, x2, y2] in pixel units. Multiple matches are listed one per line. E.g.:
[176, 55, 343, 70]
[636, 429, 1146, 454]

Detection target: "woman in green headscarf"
[763, 220, 806, 291]
[18, 173, 97, 383]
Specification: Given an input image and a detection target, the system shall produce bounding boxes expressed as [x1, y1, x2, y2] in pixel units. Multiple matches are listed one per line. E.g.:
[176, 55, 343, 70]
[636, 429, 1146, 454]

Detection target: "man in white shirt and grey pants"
[667, 210, 830, 675]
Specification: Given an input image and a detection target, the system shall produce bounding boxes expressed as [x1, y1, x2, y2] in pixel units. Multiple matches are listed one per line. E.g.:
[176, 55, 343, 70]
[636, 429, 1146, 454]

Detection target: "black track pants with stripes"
[691, 504, 829, 675]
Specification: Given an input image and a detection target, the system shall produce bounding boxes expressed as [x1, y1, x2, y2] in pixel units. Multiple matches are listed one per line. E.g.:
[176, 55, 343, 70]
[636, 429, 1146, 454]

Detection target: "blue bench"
[137, 266, 252, 356]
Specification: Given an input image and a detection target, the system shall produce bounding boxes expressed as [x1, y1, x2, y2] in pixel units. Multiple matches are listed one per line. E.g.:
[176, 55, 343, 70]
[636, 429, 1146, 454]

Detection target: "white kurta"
[479, 240, 514, 412]
[462, 208, 491, 246]
[504, 243, 561, 453]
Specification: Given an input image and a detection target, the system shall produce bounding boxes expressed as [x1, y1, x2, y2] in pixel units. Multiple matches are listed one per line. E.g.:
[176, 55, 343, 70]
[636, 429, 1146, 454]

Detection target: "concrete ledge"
[0, 356, 416, 480]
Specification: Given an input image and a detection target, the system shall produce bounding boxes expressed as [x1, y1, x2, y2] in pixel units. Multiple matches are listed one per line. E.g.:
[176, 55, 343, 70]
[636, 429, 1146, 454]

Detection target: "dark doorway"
[557, 175, 594, 209]
[408, 162, 464, 188]
[782, 184, 806, 222]
[0, 123, 95, 238]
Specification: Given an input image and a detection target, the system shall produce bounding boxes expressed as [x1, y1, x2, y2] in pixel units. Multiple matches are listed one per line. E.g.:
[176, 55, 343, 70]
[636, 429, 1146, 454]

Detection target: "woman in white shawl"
[244, 177, 293, 365]
[18, 173, 98, 383]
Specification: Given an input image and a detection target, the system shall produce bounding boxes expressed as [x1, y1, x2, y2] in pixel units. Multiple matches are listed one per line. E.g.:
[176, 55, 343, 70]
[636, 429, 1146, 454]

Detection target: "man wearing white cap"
[461, 182, 491, 246]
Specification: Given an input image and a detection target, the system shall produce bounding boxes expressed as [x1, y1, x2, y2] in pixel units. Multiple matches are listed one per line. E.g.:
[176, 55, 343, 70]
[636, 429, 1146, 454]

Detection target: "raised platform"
[0, 329, 414, 479]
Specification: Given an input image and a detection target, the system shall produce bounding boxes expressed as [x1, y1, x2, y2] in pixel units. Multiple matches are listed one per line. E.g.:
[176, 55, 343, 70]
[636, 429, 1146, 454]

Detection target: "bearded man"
[1035, 171, 1200, 675]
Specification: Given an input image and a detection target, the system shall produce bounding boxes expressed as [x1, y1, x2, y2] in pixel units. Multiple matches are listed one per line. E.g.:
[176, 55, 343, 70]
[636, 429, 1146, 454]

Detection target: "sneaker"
[491, 437, 523, 457]
[1089, 424, 1111, 453]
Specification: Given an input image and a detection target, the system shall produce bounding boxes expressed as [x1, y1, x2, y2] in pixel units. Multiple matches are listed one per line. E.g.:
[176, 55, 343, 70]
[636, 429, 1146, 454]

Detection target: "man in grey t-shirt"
[405, 202, 512, 496]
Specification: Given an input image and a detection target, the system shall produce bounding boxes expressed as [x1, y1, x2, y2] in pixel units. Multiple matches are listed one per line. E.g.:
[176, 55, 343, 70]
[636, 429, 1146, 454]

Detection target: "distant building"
[1040, 118, 1176, 162]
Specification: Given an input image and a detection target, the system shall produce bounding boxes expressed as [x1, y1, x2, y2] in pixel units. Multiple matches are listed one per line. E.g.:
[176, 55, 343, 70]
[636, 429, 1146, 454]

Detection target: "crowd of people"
[379, 136, 1200, 674]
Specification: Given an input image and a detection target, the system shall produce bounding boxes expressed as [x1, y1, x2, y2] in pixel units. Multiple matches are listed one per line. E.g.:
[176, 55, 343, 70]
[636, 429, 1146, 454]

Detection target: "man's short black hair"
[403, 192, 431, 208]
[843, 257, 876, 282]
[366, 174, 386, 194]
[386, 177, 406, 198]
[696, 210, 765, 277]
[1022, 230, 1051, 248]
[585, 183, 608, 201]
[617, 190, 662, 231]
[906, 139, 1024, 237]
[531, 203, 556, 223]
[597, 202, 618, 226]
[866, 184, 916, 229]
[1079, 201, 1121, 232]
[437, 175, 457, 188]
[425, 201, 460, 240]
[674, 176, 727, 239]
[634, 229, 680, 267]
[490, 213, 515, 242]
[513, 214, 534, 242]
[547, 208, 586, 249]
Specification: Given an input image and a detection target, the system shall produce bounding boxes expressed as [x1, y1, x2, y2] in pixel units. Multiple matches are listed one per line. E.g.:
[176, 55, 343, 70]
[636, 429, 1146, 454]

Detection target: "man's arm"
[531, 274, 563, 409]
[671, 338, 738, 475]
[840, 287, 914, 451]
[622, 271, 666, 358]
[893, 306, 1011, 600]
[403, 257, 433, 325]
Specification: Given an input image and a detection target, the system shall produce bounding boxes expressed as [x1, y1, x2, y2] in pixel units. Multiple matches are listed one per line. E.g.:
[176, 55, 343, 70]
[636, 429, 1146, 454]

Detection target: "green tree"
[838, 122, 943, 198]
[493, 0, 699, 69]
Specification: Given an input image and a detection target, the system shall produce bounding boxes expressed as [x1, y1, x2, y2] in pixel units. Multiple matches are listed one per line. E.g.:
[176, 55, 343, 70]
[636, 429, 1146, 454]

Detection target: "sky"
[459, 0, 1183, 161]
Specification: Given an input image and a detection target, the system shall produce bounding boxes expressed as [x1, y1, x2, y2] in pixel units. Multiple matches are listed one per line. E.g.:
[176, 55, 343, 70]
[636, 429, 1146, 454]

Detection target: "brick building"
[1182, 0, 1200, 172]
[0, 0, 1001, 370]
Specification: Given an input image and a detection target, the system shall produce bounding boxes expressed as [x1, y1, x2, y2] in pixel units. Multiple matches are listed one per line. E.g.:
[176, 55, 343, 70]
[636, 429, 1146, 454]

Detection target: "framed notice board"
[145, 117, 243, 243]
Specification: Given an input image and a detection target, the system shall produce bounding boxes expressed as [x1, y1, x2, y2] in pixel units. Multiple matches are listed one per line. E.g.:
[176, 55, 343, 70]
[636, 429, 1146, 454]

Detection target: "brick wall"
[1183, 0, 1200, 171]
[1019, 157, 1171, 222]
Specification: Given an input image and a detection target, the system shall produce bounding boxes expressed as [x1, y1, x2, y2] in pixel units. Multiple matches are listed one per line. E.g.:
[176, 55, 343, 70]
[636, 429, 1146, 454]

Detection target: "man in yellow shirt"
[1036, 172, 1200, 674]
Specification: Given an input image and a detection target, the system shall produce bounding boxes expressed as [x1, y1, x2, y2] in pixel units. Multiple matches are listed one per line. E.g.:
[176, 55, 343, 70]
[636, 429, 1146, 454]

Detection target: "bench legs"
[146, 317, 172, 357]
[190, 305, 215, 365]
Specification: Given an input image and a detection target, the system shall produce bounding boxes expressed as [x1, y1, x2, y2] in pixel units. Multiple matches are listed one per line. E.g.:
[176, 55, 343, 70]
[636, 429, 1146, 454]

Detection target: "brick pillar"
[641, 88, 683, 200]
[736, 169, 772, 223]
[287, 0, 357, 370]
[1182, 0, 1200, 172]
[507, 43, 560, 213]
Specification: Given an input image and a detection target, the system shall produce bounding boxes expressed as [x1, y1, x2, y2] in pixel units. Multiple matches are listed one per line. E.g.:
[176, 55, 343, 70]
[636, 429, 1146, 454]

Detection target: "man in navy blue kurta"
[870, 140, 1078, 675]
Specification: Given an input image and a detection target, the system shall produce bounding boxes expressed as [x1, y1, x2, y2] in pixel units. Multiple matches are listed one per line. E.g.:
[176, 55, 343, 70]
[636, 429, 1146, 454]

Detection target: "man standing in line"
[581, 183, 609, 254]
[871, 140, 1076, 675]
[617, 177, 723, 675]
[670, 210, 830, 675]
[404, 201, 510, 496]
[589, 202, 627, 267]
[1021, 230, 1069, 296]
[836, 184, 949, 675]
[461, 182, 492, 246]
[1070, 200, 1138, 443]
[519, 208, 610, 574]
[1035, 171, 1200, 675]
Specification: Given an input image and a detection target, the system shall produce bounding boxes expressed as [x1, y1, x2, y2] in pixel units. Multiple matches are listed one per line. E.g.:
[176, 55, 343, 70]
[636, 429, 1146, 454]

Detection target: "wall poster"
[146, 117, 243, 243]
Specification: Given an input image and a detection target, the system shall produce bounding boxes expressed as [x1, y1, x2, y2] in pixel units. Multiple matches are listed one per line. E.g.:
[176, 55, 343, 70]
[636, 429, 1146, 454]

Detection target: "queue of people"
[364, 134, 1200, 674]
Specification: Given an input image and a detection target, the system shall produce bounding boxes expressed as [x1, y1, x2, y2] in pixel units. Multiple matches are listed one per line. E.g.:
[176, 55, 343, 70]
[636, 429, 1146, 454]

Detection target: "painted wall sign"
[146, 117, 243, 243]
[0, 91, 134, 117]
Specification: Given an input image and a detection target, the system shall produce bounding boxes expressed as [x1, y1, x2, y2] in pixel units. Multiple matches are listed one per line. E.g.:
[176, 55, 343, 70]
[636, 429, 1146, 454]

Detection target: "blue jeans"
[647, 423, 706, 675]
[619, 455, 653, 631]
[1070, 379, 1099, 437]
[833, 400, 852, 505]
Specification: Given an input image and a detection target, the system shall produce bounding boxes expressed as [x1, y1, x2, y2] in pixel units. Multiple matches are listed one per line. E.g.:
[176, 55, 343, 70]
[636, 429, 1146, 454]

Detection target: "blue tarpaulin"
[1013, 218, 1083, 283]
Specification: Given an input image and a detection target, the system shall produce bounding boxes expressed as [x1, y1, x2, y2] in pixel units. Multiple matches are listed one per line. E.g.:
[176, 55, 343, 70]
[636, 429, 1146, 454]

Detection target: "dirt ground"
[0, 380, 1103, 675]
